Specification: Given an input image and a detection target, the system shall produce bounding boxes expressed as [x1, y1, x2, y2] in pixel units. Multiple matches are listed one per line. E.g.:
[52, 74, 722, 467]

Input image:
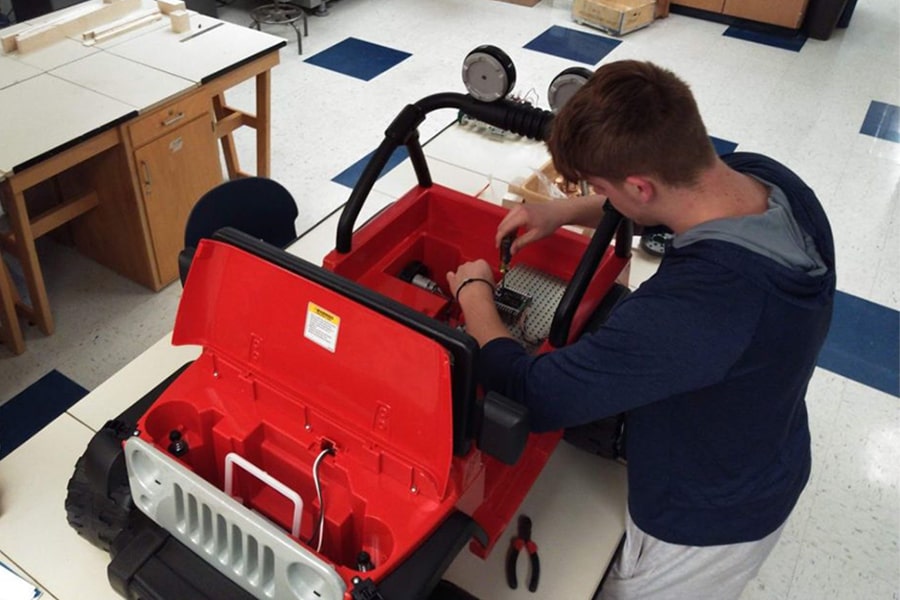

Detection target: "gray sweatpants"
[596, 511, 785, 600]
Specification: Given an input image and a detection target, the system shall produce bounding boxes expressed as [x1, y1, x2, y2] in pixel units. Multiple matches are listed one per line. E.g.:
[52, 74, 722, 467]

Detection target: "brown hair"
[548, 60, 716, 187]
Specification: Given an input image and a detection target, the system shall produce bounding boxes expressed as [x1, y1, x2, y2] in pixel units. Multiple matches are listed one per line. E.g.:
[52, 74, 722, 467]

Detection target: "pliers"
[505, 514, 540, 592]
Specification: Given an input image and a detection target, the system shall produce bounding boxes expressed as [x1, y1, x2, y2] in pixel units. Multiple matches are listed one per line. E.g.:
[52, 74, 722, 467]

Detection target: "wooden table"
[0, 4, 285, 351]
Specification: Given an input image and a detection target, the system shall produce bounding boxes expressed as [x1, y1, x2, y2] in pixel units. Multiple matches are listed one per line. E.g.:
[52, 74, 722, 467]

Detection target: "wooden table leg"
[255, 69, 272, 178]
[0, 180, 54, 335]
[213, 93, 242, 179]
[0, 254, 26, 354]
[655, 0, 670, 18]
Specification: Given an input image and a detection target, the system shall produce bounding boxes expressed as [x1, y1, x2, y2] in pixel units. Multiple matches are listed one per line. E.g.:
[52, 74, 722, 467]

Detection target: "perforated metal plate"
[498, 265, 567, 348]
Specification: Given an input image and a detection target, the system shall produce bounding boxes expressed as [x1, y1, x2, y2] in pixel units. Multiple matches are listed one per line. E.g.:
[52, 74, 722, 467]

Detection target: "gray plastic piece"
[124, 437, 346, 600]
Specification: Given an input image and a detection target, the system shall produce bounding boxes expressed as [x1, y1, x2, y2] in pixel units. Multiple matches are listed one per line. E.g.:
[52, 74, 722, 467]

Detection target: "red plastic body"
[134, 182, 628, 595]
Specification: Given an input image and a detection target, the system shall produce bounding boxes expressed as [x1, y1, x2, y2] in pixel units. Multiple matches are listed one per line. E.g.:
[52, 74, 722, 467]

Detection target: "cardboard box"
[505, 160, 596, 237]
[572, 0, 656, 36]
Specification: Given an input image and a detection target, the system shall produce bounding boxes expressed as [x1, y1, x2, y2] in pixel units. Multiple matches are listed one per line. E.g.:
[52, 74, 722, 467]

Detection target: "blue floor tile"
[859, 100, 900, 143]
[0, 370, 88, 460]
[817, 291, 899, 397]
[711, 136, 739, 155]
[332, 146, 410, 188]
[304, 37, 411, 81]
[723, 25, 807, 51]
[524, 26, 620, 65]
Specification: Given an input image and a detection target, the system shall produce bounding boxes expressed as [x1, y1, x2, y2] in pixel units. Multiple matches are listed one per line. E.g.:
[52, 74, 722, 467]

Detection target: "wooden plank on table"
[83, 9, 163, 45]
[14, 0, 142, 53]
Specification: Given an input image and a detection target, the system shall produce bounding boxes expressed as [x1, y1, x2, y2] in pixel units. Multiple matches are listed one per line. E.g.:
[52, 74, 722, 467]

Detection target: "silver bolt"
[410, 485, 418, 494]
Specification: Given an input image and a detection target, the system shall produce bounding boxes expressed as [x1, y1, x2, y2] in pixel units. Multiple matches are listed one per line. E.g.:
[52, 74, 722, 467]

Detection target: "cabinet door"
[135, 113, 222, 285]
[722, 0, 809, 28]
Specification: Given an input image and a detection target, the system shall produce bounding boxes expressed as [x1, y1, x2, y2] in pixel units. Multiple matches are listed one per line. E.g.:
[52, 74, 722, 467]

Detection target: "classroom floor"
[1, 0, 898, 598]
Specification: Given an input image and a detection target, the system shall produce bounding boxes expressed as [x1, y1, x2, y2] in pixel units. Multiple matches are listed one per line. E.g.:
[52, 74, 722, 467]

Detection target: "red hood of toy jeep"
[170, 239, 455, 499]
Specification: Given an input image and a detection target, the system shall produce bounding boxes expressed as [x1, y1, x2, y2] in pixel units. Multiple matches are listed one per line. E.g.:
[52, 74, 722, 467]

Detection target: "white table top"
[48, 50, 194, 110]
[106, 14, 286, 83]
[0, 5, 284, 179]
[424, 124, 554, 188]
[0, 73, 135, 173]
[0, 53, 41, 89]
[7, 35, 99, 72]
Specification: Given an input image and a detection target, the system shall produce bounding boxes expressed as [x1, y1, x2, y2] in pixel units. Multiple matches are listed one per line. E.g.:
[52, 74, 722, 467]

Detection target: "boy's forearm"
[561, 195, 607, 228]
[457, 285, 513, 347]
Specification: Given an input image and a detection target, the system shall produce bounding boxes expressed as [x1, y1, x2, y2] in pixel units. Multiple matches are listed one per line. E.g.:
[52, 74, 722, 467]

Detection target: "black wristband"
[454, 277, 495, 303]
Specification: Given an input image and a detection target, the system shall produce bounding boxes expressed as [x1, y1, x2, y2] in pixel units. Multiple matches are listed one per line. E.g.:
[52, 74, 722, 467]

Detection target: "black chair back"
[180, 177, 299, 284]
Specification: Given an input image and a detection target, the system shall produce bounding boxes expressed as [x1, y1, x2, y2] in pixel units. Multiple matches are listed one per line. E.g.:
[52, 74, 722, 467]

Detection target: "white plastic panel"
[124, 437, 346, 600]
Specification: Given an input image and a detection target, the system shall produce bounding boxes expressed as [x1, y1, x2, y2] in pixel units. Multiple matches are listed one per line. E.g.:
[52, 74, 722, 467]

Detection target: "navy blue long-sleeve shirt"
[479, 153, 836, 546]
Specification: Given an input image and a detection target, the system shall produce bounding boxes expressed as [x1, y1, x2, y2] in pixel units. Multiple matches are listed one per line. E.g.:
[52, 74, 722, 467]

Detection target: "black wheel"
[461, 45, 516, 102]
[547, 66, 594, 112]
[639, 231, 673, 257]
[65, 456, 135, 552]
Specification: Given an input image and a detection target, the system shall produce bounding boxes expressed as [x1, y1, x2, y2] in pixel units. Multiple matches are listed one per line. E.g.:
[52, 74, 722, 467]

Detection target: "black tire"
[65, 456, 135, 552]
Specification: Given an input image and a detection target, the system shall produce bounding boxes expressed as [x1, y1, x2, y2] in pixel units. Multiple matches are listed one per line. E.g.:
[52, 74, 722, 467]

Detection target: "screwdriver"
[499, 232, 516, 290]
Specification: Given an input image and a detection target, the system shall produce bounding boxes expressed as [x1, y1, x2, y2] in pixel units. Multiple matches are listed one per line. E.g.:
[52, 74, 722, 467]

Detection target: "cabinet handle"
[161, 112, 185, 127]
[140, 160, 152, 189]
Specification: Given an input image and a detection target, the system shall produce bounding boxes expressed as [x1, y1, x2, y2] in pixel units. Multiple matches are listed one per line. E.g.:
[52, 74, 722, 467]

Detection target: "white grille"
[125, 437, 346, 600]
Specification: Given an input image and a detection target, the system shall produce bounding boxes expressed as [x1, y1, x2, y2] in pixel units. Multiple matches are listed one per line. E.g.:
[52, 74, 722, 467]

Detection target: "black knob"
[167, 430, 189, 457]
[356, 550, 374, 572]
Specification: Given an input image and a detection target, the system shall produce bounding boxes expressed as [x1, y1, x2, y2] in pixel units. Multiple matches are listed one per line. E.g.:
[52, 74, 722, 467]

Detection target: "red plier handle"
[505, 514, 540, 592]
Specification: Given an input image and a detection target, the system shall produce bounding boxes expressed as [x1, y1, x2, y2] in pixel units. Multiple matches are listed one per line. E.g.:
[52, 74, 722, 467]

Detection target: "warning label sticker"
[304, 302, 340, 352]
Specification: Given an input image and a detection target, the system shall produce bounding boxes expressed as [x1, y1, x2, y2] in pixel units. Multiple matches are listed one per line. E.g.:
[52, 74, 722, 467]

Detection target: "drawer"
[128, 91, 212, 149]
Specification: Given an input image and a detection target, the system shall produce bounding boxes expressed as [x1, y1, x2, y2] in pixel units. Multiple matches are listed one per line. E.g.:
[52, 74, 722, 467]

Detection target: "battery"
[494, 286, 531, 325]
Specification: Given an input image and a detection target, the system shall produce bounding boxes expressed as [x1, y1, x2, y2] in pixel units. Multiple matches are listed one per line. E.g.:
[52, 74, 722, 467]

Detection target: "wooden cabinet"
[673, 0, 808, 28]
[722, 0, 808, 29]
[133, 112, 222, 285]
[68, 97, 223, 290]
[673, 0, 723, 11]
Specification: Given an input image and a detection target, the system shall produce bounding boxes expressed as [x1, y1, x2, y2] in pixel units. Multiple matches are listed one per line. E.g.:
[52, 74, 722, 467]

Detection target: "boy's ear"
[624, 175, 655, 204]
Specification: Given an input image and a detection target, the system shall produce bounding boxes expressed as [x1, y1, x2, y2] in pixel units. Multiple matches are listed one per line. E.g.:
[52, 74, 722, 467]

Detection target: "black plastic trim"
[109, 516, 254, 600]
[377, 511, 487, 600]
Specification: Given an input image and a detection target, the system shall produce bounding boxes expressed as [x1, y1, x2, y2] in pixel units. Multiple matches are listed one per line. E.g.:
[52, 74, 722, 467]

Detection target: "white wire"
[312, 447, 334, 553]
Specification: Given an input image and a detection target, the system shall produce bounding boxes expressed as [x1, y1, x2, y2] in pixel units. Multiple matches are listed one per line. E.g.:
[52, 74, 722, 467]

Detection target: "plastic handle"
[224, 452, 304, 538]
[162, 112, 185, 127]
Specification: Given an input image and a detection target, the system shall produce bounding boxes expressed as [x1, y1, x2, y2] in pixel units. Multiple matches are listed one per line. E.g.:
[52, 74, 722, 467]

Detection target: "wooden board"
[10, 0, 141, 53]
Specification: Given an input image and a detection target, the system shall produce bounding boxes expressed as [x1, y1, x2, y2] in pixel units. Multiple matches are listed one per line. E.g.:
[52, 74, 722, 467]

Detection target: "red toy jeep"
[65, 50, 633, 600]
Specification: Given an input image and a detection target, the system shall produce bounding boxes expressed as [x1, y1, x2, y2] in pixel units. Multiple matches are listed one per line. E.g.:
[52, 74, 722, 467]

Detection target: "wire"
[312, 446, 335, 553]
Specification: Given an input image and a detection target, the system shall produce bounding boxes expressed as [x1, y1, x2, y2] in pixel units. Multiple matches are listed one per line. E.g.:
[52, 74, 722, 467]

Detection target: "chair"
[1, 254, 25, 355]
[249, 0, 309, 55]
[179, 177, 299, 285]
